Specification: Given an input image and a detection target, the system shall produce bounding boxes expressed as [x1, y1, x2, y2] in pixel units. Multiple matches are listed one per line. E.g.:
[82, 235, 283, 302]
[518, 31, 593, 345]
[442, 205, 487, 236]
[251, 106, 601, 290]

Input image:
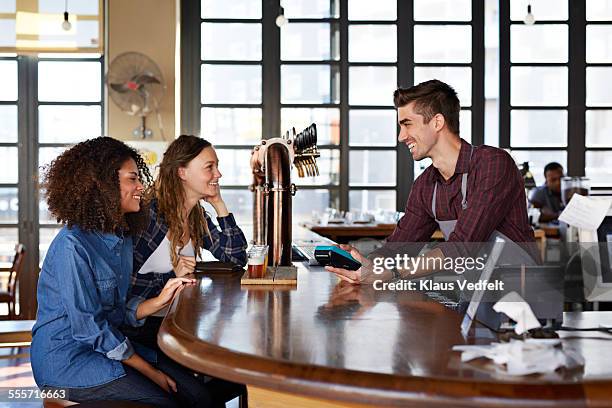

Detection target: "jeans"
[120, 317, 247, 407]
[66, 352, 215, 407]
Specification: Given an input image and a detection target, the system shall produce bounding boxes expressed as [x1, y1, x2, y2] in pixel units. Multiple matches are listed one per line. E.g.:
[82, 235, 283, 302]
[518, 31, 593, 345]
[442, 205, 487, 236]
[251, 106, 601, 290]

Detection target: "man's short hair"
[393, 79, 460, 135]
[543, 162, 563, 176]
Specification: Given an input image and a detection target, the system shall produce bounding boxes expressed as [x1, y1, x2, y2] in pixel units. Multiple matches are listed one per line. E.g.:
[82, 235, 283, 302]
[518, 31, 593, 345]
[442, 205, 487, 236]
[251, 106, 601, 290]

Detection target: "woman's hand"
[150, 369, 177, 393]
[203, 183, 223, 204]
[155, 277, 196, 309]
[174, 255, 196, 277]
[123, 353, 177, 393]
[204, 187, 229, 217]
[136, 277, 196, 319]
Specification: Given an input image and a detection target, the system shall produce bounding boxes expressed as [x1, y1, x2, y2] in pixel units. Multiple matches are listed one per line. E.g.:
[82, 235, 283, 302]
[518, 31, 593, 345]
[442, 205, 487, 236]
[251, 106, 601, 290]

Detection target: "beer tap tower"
[250, 124, 320, 268]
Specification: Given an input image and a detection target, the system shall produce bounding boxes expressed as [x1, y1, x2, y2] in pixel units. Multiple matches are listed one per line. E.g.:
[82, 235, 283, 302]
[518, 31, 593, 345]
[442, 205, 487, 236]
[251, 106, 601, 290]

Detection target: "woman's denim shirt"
[31, 225, 147, 388]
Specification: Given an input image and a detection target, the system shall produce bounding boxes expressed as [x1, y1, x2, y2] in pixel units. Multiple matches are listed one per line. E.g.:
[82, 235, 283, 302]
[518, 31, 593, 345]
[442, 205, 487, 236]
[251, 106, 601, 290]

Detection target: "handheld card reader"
[314, 245, 362, 270]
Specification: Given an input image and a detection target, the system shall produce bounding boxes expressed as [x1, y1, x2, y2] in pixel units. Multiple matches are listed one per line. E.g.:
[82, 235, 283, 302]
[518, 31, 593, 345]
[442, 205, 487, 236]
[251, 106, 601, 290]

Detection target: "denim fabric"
[65, 365, 179, 408]
[31, 225, 148, 388]
[66, 353, 235, 408]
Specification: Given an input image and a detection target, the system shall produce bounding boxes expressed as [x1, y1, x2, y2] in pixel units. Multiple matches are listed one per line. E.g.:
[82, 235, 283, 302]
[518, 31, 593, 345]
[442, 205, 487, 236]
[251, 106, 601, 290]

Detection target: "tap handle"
[294, 122, 318, 153]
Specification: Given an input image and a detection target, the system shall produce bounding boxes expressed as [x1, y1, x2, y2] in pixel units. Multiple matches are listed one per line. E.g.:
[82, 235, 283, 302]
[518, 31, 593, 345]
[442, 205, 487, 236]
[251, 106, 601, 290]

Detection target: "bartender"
[326, 79, 539, 284]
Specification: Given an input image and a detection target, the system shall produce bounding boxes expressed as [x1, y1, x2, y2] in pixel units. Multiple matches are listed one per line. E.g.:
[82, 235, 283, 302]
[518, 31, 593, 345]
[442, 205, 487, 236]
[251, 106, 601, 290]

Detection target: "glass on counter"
[247, 245, 268, 278]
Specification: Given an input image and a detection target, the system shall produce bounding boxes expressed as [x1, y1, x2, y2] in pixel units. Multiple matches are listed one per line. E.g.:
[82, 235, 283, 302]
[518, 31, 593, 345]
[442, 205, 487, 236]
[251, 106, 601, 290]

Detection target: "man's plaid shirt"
[126, 199, 247, 317]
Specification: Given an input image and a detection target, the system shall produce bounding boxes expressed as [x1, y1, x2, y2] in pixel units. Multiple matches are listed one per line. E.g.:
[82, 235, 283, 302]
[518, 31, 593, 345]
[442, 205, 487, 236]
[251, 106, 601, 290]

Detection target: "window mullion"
[17, 55, 39, 319]
[471, 0, 485, 146]
[396, 0, 413, 211]
[339, 0, 349, 211]
[180, 0, 201, 135]
[568, 0, 586, 176]
[499, 1, 511, 148]
[262, 0, 280, 140]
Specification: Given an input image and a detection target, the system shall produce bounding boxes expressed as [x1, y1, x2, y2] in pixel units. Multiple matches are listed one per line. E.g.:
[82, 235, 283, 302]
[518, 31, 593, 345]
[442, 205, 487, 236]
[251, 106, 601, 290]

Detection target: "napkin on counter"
[453, 338, 584, 376]
[454, 291, 584, 376]
[492, 291, 541, 335]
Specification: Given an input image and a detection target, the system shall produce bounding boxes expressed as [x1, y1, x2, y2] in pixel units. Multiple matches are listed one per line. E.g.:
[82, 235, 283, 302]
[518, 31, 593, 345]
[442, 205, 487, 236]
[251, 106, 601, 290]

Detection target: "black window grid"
[0, 54, 105, 318]
[185, 0, 486, 210]
[500, 1, 612, 188]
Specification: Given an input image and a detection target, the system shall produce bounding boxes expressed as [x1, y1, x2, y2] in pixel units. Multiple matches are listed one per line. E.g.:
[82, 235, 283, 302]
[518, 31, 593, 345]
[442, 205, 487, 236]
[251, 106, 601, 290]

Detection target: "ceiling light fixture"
[276, 1, 287, 27]
[524, 3, 535, 25]
[62, 0, 72, 31]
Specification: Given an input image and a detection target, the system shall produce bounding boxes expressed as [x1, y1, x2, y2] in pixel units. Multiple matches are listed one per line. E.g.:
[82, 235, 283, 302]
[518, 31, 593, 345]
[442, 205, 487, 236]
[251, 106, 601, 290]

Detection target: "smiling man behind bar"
[326, 79, 539, 284]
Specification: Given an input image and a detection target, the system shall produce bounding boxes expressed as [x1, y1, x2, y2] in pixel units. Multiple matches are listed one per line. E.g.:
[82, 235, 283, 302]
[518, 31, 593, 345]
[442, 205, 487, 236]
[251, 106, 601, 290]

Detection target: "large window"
[0, 55, 18, 265]
[0, 0, 104, 318]
[188, 0, 486, 221]
[0, 53, 103, 318]
[347, 1, 397, 213]
[500, 0, 612, 188]
[585, 0, 612, 187]
[412, 0, 484, 179]
[502, 0, 569, 186]
[199, 1, 262, 225]
[280, 1, 340, 222]
[37, 55, 104, 261]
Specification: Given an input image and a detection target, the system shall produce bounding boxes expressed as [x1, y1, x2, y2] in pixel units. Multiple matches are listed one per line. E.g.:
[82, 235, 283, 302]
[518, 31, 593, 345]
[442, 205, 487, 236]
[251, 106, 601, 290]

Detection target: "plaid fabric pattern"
[127, 199, 247, 316]
[379, 139, 538, 262]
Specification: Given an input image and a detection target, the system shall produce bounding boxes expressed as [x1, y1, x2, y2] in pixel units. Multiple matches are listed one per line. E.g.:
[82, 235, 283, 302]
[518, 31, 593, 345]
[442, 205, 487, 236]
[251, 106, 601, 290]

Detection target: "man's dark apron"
[430, 147, 536, 330]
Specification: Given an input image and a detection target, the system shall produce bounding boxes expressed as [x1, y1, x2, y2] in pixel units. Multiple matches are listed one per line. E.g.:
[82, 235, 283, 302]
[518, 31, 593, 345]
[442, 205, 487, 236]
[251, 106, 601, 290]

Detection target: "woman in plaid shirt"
[127, 135, 248, 335]
[126, 135, 247, 404]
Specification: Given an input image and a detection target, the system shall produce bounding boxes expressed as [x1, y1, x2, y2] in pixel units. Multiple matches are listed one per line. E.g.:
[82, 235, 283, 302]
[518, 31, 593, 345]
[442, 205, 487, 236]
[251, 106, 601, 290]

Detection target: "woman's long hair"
[156, 135, 212, 268]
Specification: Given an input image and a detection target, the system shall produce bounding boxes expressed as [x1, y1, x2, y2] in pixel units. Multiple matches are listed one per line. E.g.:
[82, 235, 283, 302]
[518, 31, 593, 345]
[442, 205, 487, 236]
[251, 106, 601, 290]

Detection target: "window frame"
[182, 0, 486, 213]
[500, 0, 612, 189]
[2, 54, 105, 319]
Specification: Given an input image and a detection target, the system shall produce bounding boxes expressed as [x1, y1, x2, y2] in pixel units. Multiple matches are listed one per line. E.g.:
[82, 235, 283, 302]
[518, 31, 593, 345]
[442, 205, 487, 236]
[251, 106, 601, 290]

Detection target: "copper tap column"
[267, 143, 293, 266]
[250, 138, 295, 266]
[250, 124, 319, 268]
[250, 145, 266, 246]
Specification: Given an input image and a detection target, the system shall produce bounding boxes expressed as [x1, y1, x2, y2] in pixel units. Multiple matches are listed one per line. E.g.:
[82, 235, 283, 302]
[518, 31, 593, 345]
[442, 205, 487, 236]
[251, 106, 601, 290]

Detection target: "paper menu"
[558, 194, 611, 231]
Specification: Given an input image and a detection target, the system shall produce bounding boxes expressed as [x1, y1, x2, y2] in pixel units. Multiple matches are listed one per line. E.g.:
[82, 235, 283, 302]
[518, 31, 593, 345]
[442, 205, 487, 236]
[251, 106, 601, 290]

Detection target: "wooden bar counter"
[158, 256, 612, 407]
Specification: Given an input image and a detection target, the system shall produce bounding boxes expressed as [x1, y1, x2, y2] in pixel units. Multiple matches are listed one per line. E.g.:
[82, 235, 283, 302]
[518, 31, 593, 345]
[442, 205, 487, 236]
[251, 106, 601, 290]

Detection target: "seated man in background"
[529, 162, 564, 223]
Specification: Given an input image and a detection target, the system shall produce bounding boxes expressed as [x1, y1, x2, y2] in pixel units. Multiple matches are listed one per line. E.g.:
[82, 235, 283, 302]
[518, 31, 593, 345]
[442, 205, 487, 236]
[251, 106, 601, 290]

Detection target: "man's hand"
[324, 245, 373, 284]
[174, 255, 196, 277]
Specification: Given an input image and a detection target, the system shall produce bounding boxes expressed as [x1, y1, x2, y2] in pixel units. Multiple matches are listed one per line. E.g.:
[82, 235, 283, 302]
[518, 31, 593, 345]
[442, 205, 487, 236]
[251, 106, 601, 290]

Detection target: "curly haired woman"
[30, 137, 215, 407]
